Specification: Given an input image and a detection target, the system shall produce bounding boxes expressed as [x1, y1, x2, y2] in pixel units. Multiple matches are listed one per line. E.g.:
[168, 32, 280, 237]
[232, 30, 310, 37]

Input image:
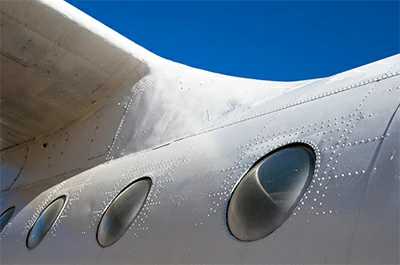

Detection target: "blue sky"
[67, 1, 399, 81]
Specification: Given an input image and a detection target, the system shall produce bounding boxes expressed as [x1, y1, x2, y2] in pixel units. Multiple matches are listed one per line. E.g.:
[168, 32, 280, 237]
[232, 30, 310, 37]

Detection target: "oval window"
[27, 195, 66, 249]
[227, 144, 315, 241]
[0, 206, 15, 233]
[97, 177, 152, 247]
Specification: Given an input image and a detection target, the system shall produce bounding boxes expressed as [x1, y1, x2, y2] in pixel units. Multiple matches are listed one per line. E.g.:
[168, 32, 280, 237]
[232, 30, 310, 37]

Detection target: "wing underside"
[0, 0, 149, 151]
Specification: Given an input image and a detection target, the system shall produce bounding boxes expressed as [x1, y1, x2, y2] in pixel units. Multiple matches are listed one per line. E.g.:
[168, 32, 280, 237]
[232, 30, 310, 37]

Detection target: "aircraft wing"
[1, 0, 318, 191]
[1, 1, 399, 264]
[0, 0, 318, 150]
[0, 0, 154, 151]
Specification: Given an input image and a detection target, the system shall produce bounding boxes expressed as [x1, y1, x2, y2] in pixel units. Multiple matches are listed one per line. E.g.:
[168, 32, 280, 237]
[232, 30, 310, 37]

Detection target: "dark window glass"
[27, 196, 66, 249]
[227, 144, 315, 241]
[97, 177, 152, 247]
[0, 206, 15, 233]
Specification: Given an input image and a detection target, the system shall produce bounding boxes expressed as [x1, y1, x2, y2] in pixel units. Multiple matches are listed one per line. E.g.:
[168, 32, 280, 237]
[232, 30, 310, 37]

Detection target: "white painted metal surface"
[0, 0, 399, 264]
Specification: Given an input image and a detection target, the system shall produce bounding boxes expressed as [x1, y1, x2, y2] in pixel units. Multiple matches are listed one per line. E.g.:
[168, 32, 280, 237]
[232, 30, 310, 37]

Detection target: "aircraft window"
[27, 195, 66, 249]
[97, 177, 152, 247]
[0, 206, 15, 233]
[227, 144, 315, 241]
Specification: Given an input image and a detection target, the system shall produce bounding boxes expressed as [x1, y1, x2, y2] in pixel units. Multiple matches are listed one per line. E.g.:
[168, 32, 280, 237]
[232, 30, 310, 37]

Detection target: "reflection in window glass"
[227, 144, 315, 241]
[0, 206, 15, 233]
[97, 177, 152, 247]
[27, 196, 66, 249]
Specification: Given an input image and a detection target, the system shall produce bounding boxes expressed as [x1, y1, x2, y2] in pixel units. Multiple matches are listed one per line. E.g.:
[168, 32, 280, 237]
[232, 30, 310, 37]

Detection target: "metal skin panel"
[1, 60, 399, 263]
[0, 0, 145, 150]
[0, 146, 28, 191]
[0, 0, 399, 264]
[347, 105, 400, 264]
